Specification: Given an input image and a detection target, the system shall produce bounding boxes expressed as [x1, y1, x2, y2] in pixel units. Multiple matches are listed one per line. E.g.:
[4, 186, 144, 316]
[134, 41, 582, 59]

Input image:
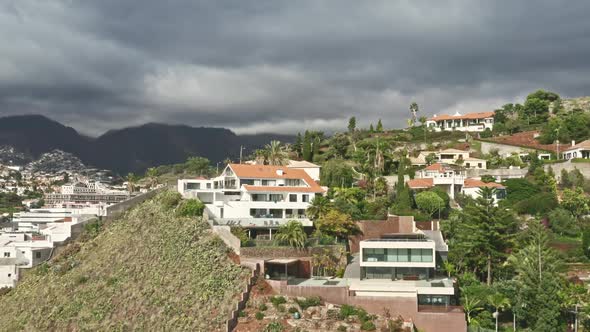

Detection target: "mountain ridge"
[0, 114, 294, 174]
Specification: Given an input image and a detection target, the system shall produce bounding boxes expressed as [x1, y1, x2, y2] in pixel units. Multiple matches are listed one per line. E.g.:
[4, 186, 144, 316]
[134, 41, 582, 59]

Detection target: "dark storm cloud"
[1, 0, 590, 135]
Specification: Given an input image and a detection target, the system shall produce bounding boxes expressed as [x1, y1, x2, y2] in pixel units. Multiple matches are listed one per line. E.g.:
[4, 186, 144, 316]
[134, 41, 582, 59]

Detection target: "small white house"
[562, 140, 590, 160]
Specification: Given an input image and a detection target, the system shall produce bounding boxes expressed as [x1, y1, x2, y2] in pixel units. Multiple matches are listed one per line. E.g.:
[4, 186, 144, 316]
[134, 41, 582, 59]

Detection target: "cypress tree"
[302, 131, 312, 161]
[376, 119, 383, 132]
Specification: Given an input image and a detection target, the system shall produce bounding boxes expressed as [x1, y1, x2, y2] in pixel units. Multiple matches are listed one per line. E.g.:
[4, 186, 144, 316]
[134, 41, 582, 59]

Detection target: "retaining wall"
[105, 186, 167, 218]
[212, 226, 241, 255]
[226, 263, 260, 332]
[545, 160, 590, 179]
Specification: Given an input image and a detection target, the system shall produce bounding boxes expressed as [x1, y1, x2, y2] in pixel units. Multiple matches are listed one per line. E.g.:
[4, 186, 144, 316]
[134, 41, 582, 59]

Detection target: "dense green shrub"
[360, 320, 376, 331]
[503, 178, 541, 204]
[269, 296, 287, 308]
[176, 199, 205, 217]
[339, 304, 357, 319]
[258, 303, 268, 311]
[514, 192, 558, 215]
[255, 312, 265, 320]
[159, 191, 182, 209]
[295, 296, 321, 310]
[548, 208, 579, 236]
[263, 321, 284, 332]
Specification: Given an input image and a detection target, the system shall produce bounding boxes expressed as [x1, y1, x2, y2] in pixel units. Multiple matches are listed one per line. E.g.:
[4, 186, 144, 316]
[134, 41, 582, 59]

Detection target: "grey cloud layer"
[1, 0, 590, 135]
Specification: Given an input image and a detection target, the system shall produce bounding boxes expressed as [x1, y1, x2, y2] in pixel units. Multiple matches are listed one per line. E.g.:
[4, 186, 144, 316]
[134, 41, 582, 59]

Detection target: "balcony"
[418, 305, 463, 313]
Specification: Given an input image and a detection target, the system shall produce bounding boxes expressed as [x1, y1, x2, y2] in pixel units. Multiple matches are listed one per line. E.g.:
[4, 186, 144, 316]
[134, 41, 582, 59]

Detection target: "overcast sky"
[1, 1, 590, 136]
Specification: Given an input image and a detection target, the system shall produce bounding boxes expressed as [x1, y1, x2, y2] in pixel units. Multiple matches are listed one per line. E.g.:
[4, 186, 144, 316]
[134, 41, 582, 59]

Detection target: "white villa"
[562, 140, 590, 160]
[178, 164, 325, 239]
[410, 149, 487, 169]
[426, 111, 495, 132]
[407, 163, 506, 202]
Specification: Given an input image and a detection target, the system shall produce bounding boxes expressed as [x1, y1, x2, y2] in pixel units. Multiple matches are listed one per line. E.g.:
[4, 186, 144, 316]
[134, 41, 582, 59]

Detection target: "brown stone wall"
[240, 245, 344, 259]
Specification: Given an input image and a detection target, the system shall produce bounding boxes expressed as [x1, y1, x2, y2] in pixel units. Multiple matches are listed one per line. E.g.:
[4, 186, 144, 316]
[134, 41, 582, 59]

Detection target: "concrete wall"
[212, 226, 241, 255]
[545, 161, 590, 179]
[465, 168, 527, 180]
[478, 140, 537, 156]
[105, 186, 166, 218]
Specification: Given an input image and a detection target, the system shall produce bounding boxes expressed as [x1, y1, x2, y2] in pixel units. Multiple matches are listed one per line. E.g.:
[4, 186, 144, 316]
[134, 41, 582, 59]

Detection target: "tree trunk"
[487, 255, 492, 286]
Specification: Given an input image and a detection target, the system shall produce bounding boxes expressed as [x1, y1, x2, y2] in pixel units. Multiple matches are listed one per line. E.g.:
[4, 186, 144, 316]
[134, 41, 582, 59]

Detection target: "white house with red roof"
[426, 111, 495, 132]
[562, 140, 590, 160]
[406, 163, 505, 203]
[460, 179, 506, 202]
[178, 164, 325, 238]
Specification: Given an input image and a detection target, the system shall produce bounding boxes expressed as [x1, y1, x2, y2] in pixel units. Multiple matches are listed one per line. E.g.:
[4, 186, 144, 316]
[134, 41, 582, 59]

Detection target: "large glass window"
[186, 183, 200, 190]
[289, 194, 297, 202]
[362, 248, 433, 263]
[270, 194, 284, 202]
[365, 267, 392, 279]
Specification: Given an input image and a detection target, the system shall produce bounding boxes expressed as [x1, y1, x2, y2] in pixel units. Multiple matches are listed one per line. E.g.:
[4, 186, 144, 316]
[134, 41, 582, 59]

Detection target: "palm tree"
[487, 293, 510, 332]
[460, 286, 485, 325]
[253, 149, 268, 165]
[125, 173, 137, 193]
[409, 102, 419, 123]
[306, 196, 331, 220]
[146, 167, 158, 188]
[274, 220, 307, 249]
[264, 140, 288, 166]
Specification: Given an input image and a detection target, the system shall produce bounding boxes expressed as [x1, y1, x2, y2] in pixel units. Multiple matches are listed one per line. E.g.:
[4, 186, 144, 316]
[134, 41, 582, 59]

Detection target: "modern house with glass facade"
[353, 231, 456, 307]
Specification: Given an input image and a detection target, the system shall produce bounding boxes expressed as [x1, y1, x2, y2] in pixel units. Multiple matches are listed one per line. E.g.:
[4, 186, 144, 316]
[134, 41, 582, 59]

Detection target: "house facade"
[562, 140, 590, 160]
[407, 163, 505, 203]
[410, 149, 487, 170]
[351, 217, 456, 308]
[426, 111, 494, 132]
[178, 164, 325, 238]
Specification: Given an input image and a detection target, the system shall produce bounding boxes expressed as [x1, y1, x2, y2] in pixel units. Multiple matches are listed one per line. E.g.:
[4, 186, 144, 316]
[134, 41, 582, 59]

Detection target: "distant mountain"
[0, 115, 294, 174]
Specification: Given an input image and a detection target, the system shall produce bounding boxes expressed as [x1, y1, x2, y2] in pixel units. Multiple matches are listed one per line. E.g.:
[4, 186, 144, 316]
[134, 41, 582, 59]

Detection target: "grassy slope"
[0, 191, 248, 331]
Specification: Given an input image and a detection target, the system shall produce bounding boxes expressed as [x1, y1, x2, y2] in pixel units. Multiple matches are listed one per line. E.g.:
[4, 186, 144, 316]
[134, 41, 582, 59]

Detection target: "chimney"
[572, 140, 576, 147]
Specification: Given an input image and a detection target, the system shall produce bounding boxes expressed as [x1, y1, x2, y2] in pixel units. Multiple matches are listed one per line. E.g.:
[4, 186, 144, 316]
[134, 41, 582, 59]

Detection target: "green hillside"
[0, 191, 249, 331]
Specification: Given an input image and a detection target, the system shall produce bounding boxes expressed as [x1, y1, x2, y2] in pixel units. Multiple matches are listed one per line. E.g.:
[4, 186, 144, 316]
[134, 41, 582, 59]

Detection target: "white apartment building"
[426, 111, 494, 132]
[178, 164, 325, 238]
[562, 140, 590, 160]
[410, 149, 487, 169]
[8, 208, 94, 232]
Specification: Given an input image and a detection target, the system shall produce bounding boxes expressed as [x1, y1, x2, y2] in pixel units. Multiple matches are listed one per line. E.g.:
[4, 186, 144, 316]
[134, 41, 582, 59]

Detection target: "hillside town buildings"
[562, 140, 590, 160]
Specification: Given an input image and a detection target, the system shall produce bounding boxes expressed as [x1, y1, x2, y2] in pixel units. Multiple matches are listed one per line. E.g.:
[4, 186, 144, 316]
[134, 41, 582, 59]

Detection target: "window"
[270, 194, 284, 202]
[241, 179, 255, 186]
[7, 273, 11, 277]
[206, 183, 211, 189]
[3, 252, 10, 258]
[289, 194, 297, 202]
[477, 163, 482, 168]
[186, 183, 200, 190]
[302, 194, 309, 202]
[36, 252, 42, 259]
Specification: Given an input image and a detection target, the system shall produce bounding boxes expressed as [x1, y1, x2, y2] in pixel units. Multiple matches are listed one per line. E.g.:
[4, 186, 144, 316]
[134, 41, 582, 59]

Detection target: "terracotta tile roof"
[229, 164, 307, 179]
[244, 185, 325, 193]
[424, 163, 447, 172]
[564, 140, 590, 152]
[228, 164, 324, 192]
[484, 131, 558, 153]
[429, 111, 495, 121]
[463, 178, 505, 189]
[407, 178, 434, 189]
